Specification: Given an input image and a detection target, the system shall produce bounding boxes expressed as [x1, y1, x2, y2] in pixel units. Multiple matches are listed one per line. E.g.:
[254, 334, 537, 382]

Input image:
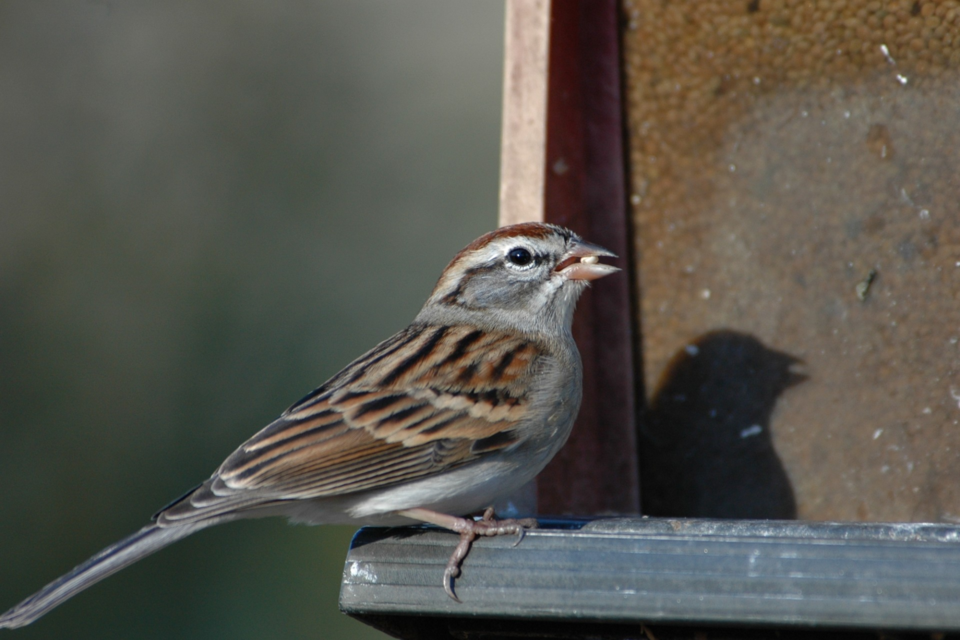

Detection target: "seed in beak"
[580, 256, 599, 265]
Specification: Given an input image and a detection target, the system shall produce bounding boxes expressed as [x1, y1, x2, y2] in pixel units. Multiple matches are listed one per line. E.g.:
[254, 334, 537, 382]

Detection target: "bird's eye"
[507, 247, 533, 267]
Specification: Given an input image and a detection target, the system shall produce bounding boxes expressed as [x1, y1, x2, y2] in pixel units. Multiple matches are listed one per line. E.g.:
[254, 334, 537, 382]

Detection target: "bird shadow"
[639, 330, 806, 519]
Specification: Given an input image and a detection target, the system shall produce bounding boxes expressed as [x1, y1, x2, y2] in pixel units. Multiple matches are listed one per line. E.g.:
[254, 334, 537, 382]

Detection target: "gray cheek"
[463, 273, 541, 310]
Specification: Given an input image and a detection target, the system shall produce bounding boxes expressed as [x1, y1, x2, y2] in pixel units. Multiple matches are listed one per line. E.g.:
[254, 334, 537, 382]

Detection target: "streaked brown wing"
[216, 396, 479, 497]
[160, 324, 543, 522]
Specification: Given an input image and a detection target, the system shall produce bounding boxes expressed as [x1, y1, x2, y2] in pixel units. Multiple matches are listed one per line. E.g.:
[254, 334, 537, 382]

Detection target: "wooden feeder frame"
[340, 1, 960, 638]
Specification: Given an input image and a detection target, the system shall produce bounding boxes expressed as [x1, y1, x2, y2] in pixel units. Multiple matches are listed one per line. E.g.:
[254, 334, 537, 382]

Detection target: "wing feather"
[156, 324, 545, 524]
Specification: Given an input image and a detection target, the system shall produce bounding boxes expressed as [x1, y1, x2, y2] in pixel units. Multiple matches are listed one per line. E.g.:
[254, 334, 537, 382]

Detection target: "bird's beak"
[554, 240, 620, 281]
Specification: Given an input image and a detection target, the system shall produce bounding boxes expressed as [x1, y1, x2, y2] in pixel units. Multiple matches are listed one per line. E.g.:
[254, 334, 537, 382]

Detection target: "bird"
[0, 221, 618, 628]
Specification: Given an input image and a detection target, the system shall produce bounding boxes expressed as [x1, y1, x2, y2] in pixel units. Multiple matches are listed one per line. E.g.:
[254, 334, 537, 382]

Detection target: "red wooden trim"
[536, 0, 640, 515]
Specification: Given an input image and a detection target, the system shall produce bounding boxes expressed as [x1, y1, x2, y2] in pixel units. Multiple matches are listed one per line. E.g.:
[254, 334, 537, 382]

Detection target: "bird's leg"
[396, 507, 538, 602]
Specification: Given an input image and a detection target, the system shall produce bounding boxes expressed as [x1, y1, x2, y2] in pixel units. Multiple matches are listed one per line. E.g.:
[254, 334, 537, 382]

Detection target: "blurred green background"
[0, 2, 503, 638]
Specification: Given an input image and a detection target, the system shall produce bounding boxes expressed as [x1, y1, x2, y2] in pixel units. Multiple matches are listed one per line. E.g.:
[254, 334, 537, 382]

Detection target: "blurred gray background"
[0, 2, 504, 638]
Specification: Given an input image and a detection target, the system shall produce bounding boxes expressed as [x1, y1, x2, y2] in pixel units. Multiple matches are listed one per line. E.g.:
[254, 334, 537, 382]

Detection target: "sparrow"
[0, 222, 618, 628]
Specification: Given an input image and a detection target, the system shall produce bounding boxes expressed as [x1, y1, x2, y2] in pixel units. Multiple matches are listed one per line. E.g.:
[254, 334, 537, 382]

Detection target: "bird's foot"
[397, 506, 538, 602]
[441, 507, 538, 602]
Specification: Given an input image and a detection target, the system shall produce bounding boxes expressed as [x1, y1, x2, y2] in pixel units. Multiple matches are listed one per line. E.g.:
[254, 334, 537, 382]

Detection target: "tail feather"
[0, 522, 204, 629]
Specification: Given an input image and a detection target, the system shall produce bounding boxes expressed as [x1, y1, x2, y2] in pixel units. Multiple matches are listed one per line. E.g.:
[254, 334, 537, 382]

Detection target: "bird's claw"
[443, 565, 463, 603]
[442, 509, 538, 602]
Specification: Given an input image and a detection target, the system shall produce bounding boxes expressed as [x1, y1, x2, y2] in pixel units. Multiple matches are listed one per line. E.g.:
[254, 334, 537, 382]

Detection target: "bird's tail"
[0, 521, 205, 629]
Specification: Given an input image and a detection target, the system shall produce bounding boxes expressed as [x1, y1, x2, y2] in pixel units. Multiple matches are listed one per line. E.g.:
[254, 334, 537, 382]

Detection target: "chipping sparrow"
[0, 222, 618, 628]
